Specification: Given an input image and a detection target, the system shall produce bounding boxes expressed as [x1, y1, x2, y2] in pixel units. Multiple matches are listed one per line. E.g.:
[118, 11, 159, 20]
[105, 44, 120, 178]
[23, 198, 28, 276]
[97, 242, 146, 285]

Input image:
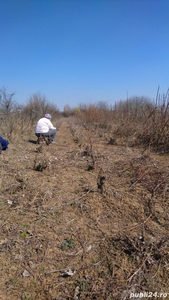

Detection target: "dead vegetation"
[1, 91, 169, 299]
[0, 113, 169, 300]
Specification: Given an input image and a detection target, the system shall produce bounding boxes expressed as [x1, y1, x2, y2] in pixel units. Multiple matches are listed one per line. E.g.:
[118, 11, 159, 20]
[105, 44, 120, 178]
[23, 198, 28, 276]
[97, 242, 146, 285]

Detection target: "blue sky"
[0, 0, 169, 111]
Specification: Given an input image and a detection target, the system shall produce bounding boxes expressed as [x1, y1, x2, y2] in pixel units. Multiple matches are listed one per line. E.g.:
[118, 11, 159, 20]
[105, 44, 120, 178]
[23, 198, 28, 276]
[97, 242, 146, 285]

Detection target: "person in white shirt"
[35, 114, 57, 144]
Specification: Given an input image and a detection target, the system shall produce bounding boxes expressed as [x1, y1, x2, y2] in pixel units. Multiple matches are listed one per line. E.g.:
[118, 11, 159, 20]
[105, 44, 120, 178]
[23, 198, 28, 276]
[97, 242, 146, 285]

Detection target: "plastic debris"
[7, 200, 13, 205]
[23, 269, 31, 277]
[86, 245, 92, 252]
[60, 269, 76, 277]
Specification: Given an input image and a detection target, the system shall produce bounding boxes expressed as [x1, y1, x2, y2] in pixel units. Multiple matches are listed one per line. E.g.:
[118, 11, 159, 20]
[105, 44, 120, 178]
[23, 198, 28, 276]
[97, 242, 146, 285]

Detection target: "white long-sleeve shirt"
[35, 117, 56, 133]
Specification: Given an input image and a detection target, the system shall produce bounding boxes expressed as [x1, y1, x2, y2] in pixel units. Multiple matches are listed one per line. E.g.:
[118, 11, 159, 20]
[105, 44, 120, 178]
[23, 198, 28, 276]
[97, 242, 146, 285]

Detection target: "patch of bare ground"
[0, 118, 169, 300]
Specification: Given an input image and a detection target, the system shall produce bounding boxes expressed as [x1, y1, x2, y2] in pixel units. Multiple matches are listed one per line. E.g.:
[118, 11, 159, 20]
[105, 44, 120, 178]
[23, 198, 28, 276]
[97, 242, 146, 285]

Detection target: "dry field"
[0, 117, 169, 300]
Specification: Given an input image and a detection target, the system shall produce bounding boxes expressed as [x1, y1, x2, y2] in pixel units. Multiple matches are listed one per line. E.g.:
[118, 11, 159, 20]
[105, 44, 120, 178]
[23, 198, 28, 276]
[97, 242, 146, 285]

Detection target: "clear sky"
[0, 0, 169, 111]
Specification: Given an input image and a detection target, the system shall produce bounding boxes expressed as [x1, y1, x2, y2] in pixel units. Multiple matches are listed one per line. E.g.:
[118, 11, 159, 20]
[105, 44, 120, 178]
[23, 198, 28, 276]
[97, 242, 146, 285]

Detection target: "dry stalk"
[123, 214, 152, 232]
[127, 266, 142, 283]
[129, 170, 148, 190]
[97, 168, 106, 194]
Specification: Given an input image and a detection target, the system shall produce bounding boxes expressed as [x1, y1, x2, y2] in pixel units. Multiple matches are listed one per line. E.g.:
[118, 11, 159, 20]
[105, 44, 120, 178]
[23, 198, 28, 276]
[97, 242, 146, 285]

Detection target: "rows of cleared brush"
[68, 117, 169, 295]
[0, 118, 169, 300]
[67, 118, 169, 296]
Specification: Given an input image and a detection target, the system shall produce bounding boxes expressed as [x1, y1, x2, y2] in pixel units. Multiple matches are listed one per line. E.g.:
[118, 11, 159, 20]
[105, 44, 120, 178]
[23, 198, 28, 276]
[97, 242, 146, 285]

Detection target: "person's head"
[44, 113, 52, 119]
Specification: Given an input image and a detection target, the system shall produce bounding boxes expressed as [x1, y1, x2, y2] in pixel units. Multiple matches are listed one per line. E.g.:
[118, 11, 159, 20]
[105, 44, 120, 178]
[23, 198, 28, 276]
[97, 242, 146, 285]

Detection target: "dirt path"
[0, 118, 169, 299]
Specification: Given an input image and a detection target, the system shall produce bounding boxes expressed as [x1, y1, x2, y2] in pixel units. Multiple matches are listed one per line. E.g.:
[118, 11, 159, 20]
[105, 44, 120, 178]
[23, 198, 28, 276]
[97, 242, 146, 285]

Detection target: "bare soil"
[0, 118, 169, 300]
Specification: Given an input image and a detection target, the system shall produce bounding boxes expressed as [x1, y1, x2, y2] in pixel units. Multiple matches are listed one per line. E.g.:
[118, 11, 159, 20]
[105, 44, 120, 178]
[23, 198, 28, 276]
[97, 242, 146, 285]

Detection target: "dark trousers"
[35, 129, 57, 141]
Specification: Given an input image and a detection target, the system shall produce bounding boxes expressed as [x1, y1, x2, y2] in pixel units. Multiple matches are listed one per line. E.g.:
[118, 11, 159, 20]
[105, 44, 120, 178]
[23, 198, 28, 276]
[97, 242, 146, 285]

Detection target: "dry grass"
[0, 117, 169, 300]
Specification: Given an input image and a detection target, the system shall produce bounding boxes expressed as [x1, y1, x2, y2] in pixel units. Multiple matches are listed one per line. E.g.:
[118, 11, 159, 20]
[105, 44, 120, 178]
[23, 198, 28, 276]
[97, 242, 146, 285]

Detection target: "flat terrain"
[0, 118, 169, 300]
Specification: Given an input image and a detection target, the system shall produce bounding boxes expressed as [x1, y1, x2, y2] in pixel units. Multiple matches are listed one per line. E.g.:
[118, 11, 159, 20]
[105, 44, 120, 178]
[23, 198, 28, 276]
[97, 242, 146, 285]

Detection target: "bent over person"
[35, 114, 57, 144]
